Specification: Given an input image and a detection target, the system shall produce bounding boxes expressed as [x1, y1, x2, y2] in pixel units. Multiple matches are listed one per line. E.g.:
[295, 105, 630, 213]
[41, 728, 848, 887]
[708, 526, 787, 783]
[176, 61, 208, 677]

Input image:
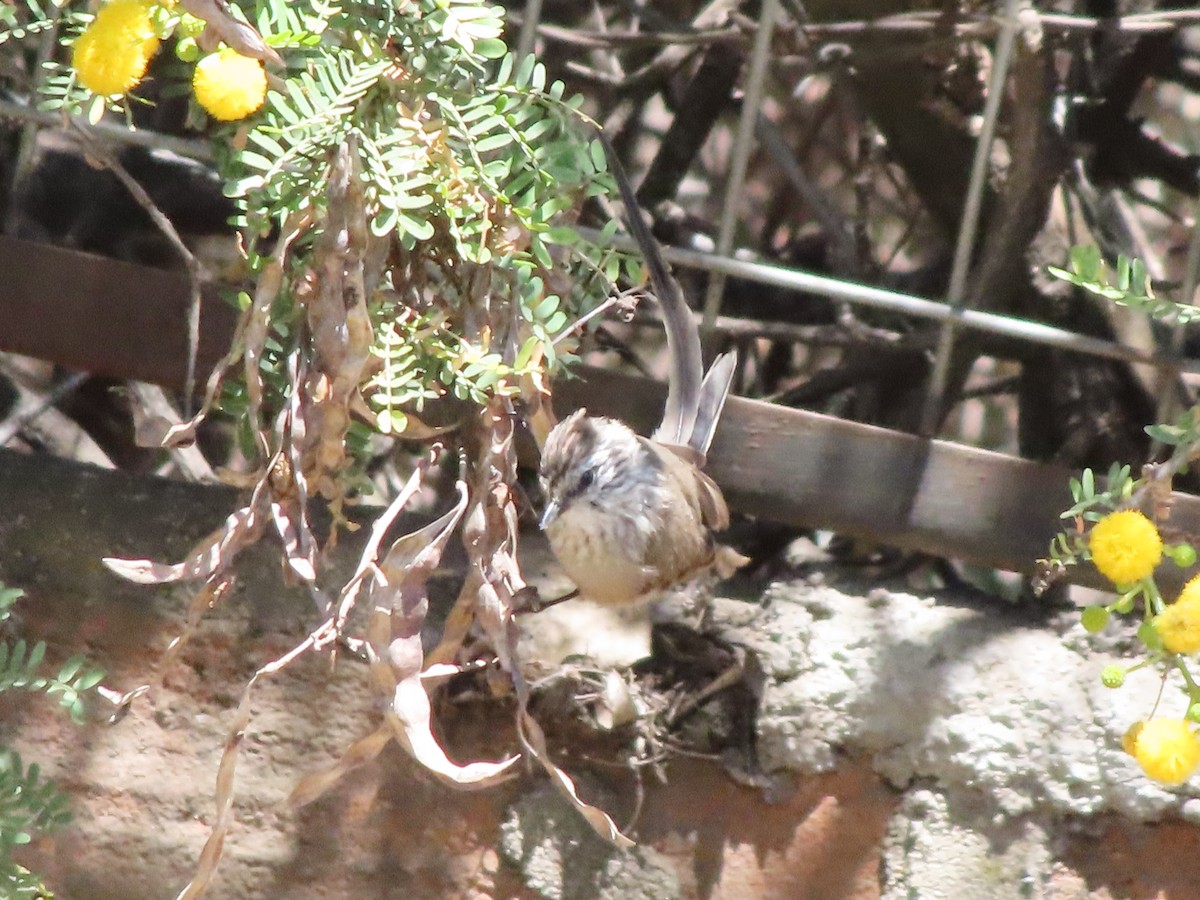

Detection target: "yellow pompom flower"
[1125, 718, 1200, 785]
[193, 49, 267, 121]
[1088, 510, 1163, 586]
[1155, 575, 1200, 654]
[73, 0, 160, 96]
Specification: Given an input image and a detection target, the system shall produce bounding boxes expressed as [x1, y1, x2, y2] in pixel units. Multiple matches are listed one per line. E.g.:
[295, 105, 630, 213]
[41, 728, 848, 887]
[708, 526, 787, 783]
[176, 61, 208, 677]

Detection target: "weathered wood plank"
[553, 370, 1078, 575]
[3, 234, 1197, 587]
[0, 236, 235, 388]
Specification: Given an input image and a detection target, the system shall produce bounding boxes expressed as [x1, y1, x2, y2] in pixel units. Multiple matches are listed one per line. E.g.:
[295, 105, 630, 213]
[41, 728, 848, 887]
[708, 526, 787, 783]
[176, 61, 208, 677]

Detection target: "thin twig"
[66, 121, 206, 414]
[958, 374, 1021, 401]
[795, 9, 1196, 39]
[922, 0, 1021, 435]
[627, 308, 912, 349]
[0, 98, 214, 162]
[552, 289, 639, 344]
[701, 0, 780, 334]
[0, 371, 88, 446]
[509, 14, 744, 49]
[1, 8, 64, 235]
[514, 9, 1196, 50]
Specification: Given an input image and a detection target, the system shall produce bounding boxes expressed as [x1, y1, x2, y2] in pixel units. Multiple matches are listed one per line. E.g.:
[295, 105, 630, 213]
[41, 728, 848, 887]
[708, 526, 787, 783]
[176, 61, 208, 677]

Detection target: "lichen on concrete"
[500, 785, 680, 900]
[728, 572, 1195, 820]
[707, 562, 1200, 897]
[882, 788, 1053, 900]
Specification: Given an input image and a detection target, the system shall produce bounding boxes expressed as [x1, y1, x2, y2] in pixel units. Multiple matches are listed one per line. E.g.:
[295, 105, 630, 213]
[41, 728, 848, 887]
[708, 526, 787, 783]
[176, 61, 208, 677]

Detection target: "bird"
[536, 131, 748, 607]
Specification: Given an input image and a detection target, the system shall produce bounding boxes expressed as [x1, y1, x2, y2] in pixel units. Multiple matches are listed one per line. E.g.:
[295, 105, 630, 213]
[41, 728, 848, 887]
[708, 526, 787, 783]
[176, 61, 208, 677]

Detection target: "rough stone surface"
[738, 576, 1188, 813]
[5, 470, 1200, 899]
[2, 527, 896, 899]
[882, 788, 1052, 899]
[500, 785, 681, 900]
[707, 559, 1200, 898]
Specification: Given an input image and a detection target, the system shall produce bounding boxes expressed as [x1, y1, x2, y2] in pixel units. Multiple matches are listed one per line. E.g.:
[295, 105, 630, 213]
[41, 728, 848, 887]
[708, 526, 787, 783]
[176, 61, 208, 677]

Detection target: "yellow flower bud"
[1126, 718, 1200, 785]
[193, 48, 267, 122]
[1088, 510, 1162, 586]
[73, 0, 160, 96]
[1156, 575, 1200, 654]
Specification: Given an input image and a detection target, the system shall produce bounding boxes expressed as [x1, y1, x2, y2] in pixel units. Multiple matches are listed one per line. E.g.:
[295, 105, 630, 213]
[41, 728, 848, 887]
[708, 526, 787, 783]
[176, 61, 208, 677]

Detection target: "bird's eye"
[564, 465, 598, 501]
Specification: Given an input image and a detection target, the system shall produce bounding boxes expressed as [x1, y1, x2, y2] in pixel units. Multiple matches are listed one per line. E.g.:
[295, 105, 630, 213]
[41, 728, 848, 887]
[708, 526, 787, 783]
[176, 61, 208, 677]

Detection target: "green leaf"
[24, 642, 45, 675]
[56, 656, 84, 684]
[514, 336, 540, 369]
[545, 226, 578, 245]
[375, 408, 408, 434]
[460, 102, 501, 124]
[533, 294, 559, 319]
[1071, 243, 1100, 279]
[476, 38, 507, 59]
[398, 212, 435, 241]
[530, 236, 553, 268]
[496, 52, 515, 84]
[475, 131, 515, 153]
[239, 150, 275, 172]
[589, 139, 607, 172]
[86, 94, 105, 125]
[76, 669, 105, 691]
[1146, 423, 1189, 445]
[1130, 257, 1147, 293]
[515, 53, 536, 87]
[522, 117, 560, 145]
[372, 206, 399, 236]
[8, 640, 26, 676]
[394, 191, 434, 210]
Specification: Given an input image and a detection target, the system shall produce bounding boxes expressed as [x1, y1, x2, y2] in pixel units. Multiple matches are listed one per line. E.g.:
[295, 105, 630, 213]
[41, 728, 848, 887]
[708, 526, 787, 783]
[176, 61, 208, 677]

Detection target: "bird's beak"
[539, 499, 560, 530]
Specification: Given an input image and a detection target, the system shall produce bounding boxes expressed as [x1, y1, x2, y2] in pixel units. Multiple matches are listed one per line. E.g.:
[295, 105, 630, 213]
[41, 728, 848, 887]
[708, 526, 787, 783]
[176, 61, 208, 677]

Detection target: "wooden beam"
[3, 234, 1196, 588]
[554, 370, 1081, 577]
[0, 236, 235, 389]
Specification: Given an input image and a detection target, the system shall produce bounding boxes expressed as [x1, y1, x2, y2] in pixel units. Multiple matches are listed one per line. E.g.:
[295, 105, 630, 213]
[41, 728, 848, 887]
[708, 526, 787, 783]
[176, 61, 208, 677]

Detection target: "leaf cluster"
[0, 750, 72, 897]
[1145, 408, 1200, 449]
[1045, 464, 1135, 568]
[26, 0, 642, 454]
[220, 0, 638, 438]
[0, 588, 106, 725]
[1047, 244, 1200, 324]
[1061, 463, 1136, 523]
[0, 585, 104, 897]
[0, 0, 65, 48]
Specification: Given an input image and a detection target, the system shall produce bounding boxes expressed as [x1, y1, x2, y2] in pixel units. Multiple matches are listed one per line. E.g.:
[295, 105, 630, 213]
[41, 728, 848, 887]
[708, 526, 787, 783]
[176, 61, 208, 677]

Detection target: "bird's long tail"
[595, 130, 734, 463]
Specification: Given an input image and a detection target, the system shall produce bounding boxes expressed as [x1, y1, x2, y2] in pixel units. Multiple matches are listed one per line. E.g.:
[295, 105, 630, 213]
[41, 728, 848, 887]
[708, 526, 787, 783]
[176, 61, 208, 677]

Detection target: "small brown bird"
[539, 399, 748, 606]
[537, 131, 748, 607]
